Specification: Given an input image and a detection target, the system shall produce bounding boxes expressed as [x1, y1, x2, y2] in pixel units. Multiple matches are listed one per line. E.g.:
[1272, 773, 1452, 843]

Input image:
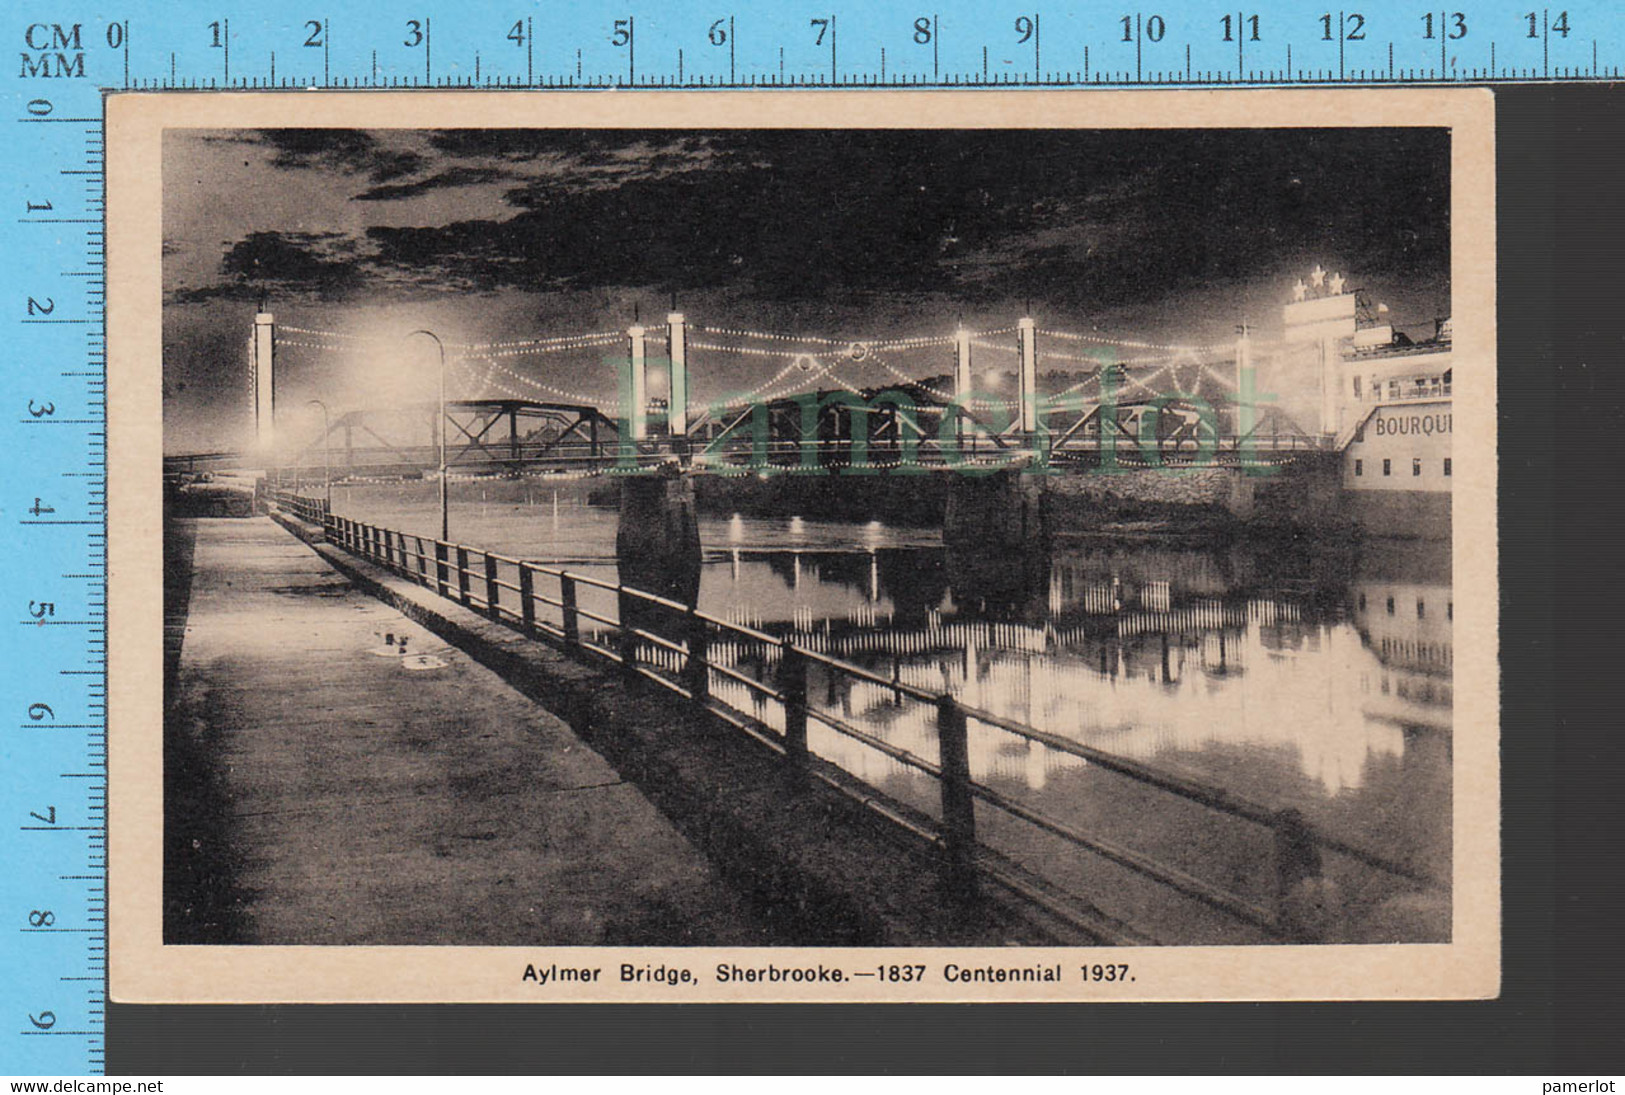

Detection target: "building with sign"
[1282, 268, 1452, 534]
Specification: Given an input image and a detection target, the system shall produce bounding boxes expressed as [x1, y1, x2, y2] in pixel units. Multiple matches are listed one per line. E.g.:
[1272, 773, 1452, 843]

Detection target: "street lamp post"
[307, 398, 332, 509]
[407, 329, 449, 541]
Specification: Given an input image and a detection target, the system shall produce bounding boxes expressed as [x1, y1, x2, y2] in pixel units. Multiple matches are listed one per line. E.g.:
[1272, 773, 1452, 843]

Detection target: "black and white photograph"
[111, 89, 1498, 1003]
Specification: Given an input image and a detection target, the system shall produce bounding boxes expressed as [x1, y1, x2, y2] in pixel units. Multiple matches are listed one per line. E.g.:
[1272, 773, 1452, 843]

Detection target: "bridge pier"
[616, 469, 704, 671]
[943, 467, 1051, 619]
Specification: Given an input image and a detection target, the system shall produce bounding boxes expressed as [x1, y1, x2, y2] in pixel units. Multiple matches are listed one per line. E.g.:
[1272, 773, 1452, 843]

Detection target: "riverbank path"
[165, 515, 765, 946]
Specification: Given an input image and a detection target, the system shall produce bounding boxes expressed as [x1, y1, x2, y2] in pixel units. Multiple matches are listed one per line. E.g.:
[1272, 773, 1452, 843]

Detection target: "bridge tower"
[667, 312, 689, 441]
[954, 326, 973, 444]
[1017, 316, 1038, 436]
[627, 323, 648, 441]
[250, 311, 275, 451]
[1234, 324, 1252, 436]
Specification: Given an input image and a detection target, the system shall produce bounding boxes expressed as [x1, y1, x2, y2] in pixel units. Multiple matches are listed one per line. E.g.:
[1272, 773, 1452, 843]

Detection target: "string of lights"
[271, 337, 362, 352]
[969, 338, 1020, 354]
[1038, 327, 1209, 353]
[459, 352, 615, 406]
[463, 329, 625, 351]
[867, 333, 957, 351]
[697, 324, 848, 346]
[470, 334, 625, 358]
[688, 340, 810, 360]
[275, 324, 383, 341]
[698, 324, 1006, 350]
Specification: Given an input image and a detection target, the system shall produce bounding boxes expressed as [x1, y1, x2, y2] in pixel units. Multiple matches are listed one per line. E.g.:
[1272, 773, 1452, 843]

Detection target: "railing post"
[434, 541, 449, 598]
[415, 536, 429, 586]
[1272, 807, 1325, 942]
[382, 528, 395, 570]
[483, 553, 501, 622]
[616, 585, 639, 674]
[560, 574, 580, 647]
[779, 641, 809, 781]
[456, 546, 472, 606]
[680, 607, 710, 703]
[936, 695, 978, 898]
[519, 565, 537, 638]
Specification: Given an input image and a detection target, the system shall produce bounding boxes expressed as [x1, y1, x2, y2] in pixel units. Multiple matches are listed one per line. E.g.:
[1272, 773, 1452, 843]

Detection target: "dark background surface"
[110, 85, 1618, 1074]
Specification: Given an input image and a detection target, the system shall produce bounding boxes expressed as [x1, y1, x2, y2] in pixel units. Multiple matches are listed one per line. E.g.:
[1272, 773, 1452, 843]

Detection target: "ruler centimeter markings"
[0, 0, 1616, 1075]
[6, 55, 107, 1075]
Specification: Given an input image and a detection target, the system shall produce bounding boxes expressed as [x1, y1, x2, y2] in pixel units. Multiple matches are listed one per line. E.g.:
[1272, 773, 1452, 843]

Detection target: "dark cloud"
[352, 166, 510, 202]
[256, 129, 425, 182]
[208, 230, 366, 301]
[426, 129, 672, 162]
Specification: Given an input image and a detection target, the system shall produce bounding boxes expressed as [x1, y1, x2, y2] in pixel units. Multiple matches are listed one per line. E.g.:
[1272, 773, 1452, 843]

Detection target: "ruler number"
[28, 602, 56, 619]
[913, 17, 933, 44]
[810, 18, 830, 46]
[29, 1011, 56, 1030]
[1321, 13, 1366, 39]
[1421, 12, 1467, 38]
[1222, 14, 1262, 41]
[28, 806, 56, 825]
[611, 18, 632, 47]
[28, 401, 55, 417]
[27, 910, 55, 927]
[404, 20, 424, 47]
[1014, 15, 1035, 42]
[25, 199, 52, 213]
[27, 297, 54, 316]
[304, 20, 324, 47]
[1527, 10, 1569, 36]
[208, 20, 222, 48]
[506, 20, 525, 47]
[28, 702, 55, 720]
[708, 18, 728, 45]
[1122, 15, 1166, 42]
[106, 21, 124, 49]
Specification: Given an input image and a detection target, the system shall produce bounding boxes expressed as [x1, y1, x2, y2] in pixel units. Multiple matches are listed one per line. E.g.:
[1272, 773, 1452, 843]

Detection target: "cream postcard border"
[108, 88, 1499, 1003]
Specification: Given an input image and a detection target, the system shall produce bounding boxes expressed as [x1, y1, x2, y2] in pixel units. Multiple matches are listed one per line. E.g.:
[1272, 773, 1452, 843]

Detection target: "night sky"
[163, 127, 1450, 454]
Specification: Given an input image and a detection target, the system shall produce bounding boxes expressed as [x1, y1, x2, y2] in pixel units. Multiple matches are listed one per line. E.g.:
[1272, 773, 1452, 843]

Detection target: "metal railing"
[278, 492, 331, 526]
[273, 490, 1442, 943]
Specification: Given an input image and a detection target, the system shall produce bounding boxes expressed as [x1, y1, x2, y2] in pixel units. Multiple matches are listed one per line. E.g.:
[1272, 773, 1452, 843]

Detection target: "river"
[331, 477, 1452, 945]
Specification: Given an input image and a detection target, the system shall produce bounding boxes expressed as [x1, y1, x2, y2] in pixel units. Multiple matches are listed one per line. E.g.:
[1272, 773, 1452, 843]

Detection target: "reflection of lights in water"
[705, 608, 1422, 799]
[728, 513, 744, 543]
[788, 515, 806, 538]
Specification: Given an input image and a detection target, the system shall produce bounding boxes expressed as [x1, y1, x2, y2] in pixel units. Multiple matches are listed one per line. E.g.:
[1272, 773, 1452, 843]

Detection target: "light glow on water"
[331, 479, 1450, 943]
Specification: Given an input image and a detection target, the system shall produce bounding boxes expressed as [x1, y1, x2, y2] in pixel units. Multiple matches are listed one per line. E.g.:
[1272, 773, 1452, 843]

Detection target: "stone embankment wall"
[589, 453, 1358, 537]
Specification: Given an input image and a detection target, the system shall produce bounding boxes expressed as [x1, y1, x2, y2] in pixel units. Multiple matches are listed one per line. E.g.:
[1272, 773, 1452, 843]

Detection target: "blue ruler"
[0, 0, 1613, 1076]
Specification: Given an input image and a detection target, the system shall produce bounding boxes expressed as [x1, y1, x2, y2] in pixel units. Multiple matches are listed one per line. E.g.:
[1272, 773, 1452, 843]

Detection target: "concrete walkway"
[168, 516, 764, 946]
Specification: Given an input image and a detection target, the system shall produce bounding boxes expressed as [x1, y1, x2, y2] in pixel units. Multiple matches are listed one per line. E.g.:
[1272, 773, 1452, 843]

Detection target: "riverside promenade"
[165, 516, 764, 946]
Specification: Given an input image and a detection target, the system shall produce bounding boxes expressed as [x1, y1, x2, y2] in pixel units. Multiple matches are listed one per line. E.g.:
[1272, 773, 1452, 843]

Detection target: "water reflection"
[332, 480, 1451, 942]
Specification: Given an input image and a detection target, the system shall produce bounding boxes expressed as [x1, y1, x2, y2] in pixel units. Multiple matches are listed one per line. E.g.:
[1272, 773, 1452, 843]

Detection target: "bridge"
[171, 306, 1327, 481]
